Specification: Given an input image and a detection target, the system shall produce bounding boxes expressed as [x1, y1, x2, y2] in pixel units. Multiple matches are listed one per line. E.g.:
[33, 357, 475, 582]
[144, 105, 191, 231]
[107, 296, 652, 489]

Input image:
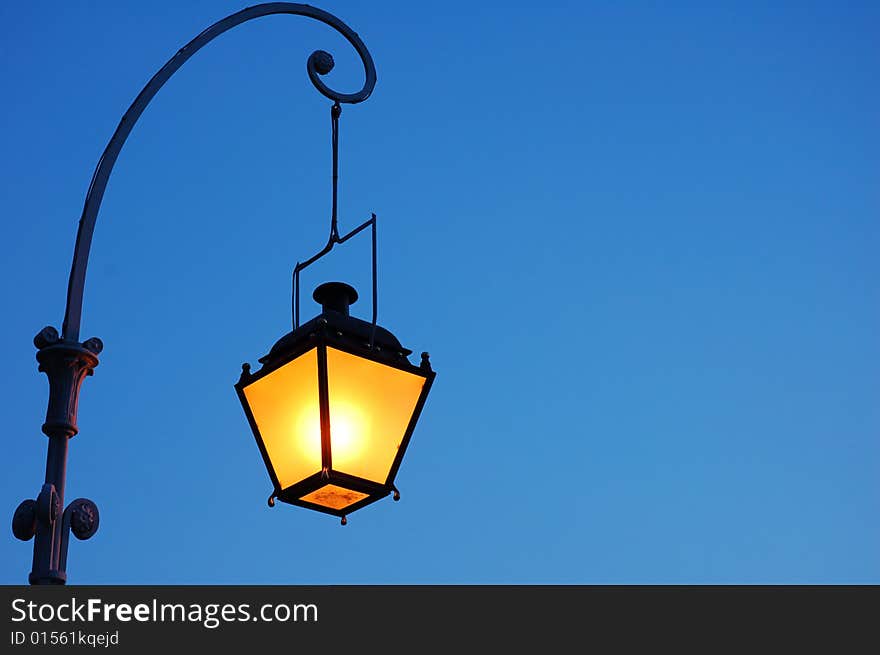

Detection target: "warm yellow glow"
[293, 401, 365, 461]
[242, 348, 321, 488]
[242, 346, 428, 490]
[326, 347, 426, 483]
[300, 484, 368, 510]
[326, 403, 366, 462]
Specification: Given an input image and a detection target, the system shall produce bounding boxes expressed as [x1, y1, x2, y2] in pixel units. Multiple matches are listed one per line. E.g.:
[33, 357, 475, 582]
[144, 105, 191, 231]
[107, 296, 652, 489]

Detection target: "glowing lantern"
[236, 282, 434, 523]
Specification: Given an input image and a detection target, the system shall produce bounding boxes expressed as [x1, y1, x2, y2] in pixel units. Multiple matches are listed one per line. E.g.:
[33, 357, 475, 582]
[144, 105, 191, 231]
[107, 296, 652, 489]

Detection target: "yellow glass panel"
[300, 484, 369, 510]
[326, 347, 426, 483]
[242, 348, 322, 488]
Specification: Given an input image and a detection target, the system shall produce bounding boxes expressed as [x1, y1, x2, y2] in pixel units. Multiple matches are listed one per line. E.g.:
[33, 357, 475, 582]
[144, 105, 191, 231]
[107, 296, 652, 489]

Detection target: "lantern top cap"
[313, 281, 358, 316]
[258, 281, 414, 367]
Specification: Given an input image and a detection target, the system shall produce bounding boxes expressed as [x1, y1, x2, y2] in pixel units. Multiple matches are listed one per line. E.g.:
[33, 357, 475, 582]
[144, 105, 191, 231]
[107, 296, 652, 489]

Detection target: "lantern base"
[275, 470, 392, 518]
[300, 484, 369, 510]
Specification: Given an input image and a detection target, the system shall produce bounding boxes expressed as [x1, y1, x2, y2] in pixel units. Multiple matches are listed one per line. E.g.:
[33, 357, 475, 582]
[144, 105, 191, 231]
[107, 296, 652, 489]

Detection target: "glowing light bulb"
[293, 402, 367, 467]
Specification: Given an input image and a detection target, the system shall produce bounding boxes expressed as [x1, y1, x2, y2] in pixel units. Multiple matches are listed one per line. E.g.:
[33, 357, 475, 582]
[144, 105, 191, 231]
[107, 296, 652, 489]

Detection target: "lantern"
[236, 282, 434, 522]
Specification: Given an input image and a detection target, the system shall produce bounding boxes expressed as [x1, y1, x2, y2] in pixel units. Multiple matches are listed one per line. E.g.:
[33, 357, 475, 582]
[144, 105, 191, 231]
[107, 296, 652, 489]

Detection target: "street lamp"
[11, 4, 434, 585]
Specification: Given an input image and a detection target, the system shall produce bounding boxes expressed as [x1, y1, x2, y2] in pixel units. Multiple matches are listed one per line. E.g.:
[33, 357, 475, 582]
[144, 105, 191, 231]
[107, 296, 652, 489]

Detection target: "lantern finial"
[313, 282, 359, 316]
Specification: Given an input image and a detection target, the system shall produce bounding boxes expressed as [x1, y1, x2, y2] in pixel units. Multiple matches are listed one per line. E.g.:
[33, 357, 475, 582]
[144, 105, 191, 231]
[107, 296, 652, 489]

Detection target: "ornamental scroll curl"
[61, 3, 377, 342]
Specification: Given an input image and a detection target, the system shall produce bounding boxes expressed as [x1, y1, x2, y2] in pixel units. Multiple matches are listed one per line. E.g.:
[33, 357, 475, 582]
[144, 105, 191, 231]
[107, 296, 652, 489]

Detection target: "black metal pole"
[12, 3, 376, 585]
[14, 330, 102, 584]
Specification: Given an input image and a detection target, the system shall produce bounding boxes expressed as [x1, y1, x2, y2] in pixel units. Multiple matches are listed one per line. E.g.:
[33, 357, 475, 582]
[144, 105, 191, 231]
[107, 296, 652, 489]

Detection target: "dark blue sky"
[1, 1, 877, 583]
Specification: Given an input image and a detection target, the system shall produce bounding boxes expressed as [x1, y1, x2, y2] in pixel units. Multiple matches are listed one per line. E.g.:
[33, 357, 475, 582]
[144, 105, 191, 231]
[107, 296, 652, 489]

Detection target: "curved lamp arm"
[61, 2, 377, 342]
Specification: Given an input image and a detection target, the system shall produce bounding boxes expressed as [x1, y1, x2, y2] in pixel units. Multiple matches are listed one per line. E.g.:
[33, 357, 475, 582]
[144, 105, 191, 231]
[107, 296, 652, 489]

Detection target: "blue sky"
[1, 1, 877, 583]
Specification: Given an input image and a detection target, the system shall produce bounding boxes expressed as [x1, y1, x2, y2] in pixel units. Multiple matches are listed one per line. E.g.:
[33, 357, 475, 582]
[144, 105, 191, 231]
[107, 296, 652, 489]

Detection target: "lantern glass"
[241, 347, 322, 488]
[325, 346, 427, 483]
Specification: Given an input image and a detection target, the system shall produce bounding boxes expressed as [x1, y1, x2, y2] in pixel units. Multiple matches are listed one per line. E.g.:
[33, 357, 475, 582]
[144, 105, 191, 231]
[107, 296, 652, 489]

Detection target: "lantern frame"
[235, 286, 435, 519]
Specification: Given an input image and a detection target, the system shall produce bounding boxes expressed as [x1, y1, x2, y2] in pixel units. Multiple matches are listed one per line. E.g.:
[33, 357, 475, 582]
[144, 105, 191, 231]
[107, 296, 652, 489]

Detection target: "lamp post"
[11, 3, 434, 585]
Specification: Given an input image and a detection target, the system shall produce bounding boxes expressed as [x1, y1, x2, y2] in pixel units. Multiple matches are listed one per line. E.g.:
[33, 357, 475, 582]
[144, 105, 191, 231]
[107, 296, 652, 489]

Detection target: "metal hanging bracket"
[292, 91, 379, 348]
[292, 213, 378, 347]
